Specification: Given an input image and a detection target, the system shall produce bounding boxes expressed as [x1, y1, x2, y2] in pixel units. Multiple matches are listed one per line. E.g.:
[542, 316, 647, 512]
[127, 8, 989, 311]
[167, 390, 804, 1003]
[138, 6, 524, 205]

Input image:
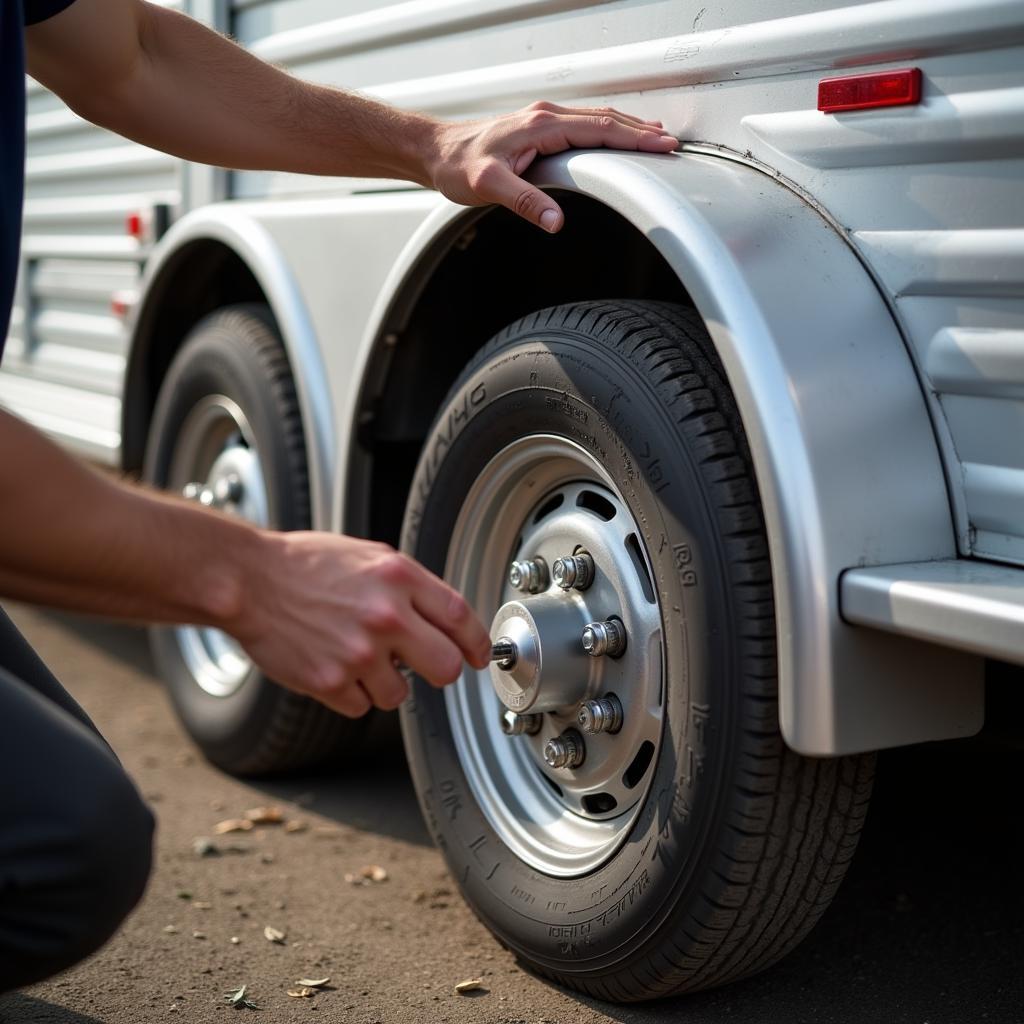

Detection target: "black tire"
[400, 300, 875, 1000]
[144, 303, 360, 776]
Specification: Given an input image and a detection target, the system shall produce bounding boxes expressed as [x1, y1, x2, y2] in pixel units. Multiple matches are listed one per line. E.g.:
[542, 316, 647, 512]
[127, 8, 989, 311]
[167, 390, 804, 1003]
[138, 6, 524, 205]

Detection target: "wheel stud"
[581, 619, 627, 658]
[552, 552, 595, 591]
[578, 695, 624, 734]
[544, 729, 585, 769]
[490, 637, 518, 670]
[508, 557, 548, 593]
[500, 709, 542, 736]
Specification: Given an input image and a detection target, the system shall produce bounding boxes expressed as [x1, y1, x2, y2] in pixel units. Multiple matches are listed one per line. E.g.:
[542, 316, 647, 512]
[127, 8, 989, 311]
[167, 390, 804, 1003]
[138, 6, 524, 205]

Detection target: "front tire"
[144, 304, 359, 776]
[400, 301, 874, 999]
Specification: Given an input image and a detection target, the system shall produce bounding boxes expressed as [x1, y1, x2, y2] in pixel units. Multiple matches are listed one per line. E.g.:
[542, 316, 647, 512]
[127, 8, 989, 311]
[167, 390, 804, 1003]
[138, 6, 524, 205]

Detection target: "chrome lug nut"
[552, 552, 595, 591]
[500, 709, 543, 736]
[508, 557, 548, 594]
[490, 637, 518, 670]
[212, 473, 243, 506]
[544, 729, 586, 770]
[182, 482, 203, 501]
[578, 694, 624, 735]
[582, 619, 627, 658]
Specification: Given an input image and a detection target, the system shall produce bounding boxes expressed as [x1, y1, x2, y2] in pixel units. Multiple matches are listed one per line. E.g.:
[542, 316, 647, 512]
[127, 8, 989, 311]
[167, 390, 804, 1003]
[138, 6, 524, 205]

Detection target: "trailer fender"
[124, 206, 335, 530]
[356, 150, 983, 756]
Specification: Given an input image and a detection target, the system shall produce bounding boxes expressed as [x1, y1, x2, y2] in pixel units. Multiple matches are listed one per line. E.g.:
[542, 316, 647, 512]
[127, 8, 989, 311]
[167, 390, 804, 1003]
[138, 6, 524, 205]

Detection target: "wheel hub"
[488, 595, 593, 714]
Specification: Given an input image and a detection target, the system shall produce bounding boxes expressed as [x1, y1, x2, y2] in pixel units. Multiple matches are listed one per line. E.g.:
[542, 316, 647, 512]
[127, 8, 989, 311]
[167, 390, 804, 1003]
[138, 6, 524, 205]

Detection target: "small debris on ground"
[245, 806, 285, 824]
[344, 865, 388, 885]
[264, 925, 286, 944]
[295, 978, 330, 988]
[230, 936, 241, 944]
[162, 925, 178, 934]
[287, 987, 316, 998]
[284, 820, 308, 833]
[192, 930, 206, 940]
[223, 985, 259, 1010]
[192, 837, 219, 857]
[454, 978, 486, 994]
[214, 819, 254, 835]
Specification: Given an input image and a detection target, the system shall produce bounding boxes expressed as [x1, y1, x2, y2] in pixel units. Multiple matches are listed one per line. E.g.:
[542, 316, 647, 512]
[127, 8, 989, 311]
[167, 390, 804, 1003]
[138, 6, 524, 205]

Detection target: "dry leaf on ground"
[455, 978, 486, 994]
[295, 977, 330, 988]
[263, 925, 286, 944]
[284, 820, 307, 833]
[287, 987, 316, 998]
[223, 985, 259, 1010]
[214, 819, 253, 834]
[245, 806, 285, 824]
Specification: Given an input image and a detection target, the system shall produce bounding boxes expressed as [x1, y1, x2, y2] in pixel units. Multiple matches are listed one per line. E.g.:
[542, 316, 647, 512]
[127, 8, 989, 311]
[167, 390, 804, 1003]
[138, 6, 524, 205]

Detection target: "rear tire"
[144, 303, 360, 776]
[400, 300, 875, 999]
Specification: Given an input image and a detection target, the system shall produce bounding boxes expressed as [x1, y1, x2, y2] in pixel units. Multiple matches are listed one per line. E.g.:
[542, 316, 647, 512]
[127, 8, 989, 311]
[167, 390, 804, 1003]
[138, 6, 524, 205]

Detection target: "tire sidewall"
[401, 327, 738, 974]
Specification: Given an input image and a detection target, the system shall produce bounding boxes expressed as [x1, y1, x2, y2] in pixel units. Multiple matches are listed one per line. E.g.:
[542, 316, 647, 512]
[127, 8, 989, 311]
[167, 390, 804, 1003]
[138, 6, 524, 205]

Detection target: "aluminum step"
[841, 560, 1024, 665]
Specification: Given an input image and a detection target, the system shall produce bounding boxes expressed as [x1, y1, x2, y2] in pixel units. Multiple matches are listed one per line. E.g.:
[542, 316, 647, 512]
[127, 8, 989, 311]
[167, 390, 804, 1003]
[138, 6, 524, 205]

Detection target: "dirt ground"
[1, 604, 1022, 1024]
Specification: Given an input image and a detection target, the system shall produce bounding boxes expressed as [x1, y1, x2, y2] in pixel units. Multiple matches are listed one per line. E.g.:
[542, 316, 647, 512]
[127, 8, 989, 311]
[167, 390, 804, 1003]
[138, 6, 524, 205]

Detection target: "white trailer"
[6, 0, 1023, 1000]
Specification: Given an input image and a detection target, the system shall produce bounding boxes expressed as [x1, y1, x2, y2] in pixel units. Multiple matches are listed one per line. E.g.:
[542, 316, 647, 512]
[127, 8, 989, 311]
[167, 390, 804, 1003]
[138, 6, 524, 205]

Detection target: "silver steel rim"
[445, 436, 664, 877]
[168, 395, 269, 698]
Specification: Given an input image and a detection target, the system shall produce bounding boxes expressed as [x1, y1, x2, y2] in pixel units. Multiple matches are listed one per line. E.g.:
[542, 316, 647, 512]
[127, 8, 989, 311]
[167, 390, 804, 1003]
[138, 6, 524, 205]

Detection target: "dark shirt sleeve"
[23, 0, 78, 26]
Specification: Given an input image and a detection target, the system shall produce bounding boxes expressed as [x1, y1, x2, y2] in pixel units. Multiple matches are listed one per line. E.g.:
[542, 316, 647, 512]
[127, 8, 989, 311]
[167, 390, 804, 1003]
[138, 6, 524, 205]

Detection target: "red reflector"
[818, 67, 921, 113]
[125, 212, 144, 239]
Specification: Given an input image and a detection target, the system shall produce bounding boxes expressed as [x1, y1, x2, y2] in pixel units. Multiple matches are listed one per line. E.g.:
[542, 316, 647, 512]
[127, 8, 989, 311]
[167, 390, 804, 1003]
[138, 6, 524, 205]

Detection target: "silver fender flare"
[127, 205, 336, 530]
[354, 150, 983, 756]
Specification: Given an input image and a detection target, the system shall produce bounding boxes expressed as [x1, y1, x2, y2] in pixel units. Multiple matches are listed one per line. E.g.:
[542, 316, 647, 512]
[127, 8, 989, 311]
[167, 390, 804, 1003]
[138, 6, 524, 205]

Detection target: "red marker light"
[818, 67, 921, 114]
[125, 212, 145, 239]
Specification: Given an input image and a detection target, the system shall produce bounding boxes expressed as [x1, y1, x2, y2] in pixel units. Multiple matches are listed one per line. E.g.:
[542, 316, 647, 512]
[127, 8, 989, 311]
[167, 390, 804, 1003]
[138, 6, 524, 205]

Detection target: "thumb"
[486, 164, 564, 233]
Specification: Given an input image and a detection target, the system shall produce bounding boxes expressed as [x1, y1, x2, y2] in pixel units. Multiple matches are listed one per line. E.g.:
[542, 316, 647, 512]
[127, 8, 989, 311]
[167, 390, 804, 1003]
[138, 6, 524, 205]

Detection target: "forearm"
[0, 410, 263, 628]
[28, 0, 438, 183]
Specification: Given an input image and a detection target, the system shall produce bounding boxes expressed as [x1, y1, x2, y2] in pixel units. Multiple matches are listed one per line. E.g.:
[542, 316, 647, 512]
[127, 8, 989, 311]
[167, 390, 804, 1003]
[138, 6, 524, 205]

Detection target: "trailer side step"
[841, 560, 1024, 666]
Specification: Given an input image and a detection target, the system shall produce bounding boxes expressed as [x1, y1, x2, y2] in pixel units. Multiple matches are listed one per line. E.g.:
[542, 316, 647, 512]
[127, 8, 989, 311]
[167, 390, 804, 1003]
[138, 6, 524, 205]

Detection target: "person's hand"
[230, 532, 492, 718]
[425, 100, 679, 233]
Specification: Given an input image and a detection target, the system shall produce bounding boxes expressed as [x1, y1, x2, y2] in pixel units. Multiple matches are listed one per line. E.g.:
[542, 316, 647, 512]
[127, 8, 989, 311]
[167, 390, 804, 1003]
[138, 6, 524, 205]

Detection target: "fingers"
[321, 680, 373, 718]
[472, 160, 565, 232]
[357, 663, 410, 711]
[540, 112, 678, 154]
[527, 99, 663, 129]
[403, 561, 493, 667]
[394, 614, 467, 689]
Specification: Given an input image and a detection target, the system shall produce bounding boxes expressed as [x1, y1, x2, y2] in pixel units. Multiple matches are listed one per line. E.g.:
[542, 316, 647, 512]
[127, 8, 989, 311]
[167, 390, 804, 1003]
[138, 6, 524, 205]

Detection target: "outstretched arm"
[25, 0, 677, 232]
[0, 411, 491, 717]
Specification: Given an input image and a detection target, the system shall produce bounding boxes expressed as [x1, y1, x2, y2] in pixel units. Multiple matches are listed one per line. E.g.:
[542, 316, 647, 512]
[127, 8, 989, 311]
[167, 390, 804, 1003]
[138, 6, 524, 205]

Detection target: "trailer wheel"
[144, 303, 358, 775]
[400, 301, 875, 999]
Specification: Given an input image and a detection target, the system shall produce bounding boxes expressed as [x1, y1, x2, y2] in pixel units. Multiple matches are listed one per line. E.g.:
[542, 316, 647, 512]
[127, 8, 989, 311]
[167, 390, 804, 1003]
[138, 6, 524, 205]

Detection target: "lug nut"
[581, 619, 627, 658]
[182, 482, 203, 501]
[213, 473, 243, 506]
[490, 637, 517, 670]
[552, 552, 595, 591]
[508, 557, 548, 594]
[500, 709, 543, 736]
[578, 695, 624, 734]
[544, 729, 586, 770]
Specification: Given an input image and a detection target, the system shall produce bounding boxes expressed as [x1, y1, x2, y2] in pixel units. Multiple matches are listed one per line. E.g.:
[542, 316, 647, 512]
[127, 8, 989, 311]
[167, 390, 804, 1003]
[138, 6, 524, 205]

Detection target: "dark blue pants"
[0, 608, 154, 992]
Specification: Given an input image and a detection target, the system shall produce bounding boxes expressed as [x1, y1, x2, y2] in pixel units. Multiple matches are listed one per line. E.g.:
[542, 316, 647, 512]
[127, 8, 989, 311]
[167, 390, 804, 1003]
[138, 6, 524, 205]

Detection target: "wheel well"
[351, 192, 694, 546]
[121, 239, 268, 473]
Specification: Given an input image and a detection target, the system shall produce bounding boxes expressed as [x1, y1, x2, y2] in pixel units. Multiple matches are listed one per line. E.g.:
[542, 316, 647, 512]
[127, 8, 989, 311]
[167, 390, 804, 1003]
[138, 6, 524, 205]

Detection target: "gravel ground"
[1, 604, 1022, 1024]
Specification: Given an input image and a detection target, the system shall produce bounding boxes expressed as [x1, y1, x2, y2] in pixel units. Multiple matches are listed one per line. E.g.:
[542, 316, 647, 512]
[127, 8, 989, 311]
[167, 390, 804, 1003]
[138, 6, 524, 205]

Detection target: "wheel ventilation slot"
[576, 489, 616, 521]
[532, 493, 565, 523]
[582, 792, 618, 814]
[625, 533, 656, 604]
[623, 741, 655, 790]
